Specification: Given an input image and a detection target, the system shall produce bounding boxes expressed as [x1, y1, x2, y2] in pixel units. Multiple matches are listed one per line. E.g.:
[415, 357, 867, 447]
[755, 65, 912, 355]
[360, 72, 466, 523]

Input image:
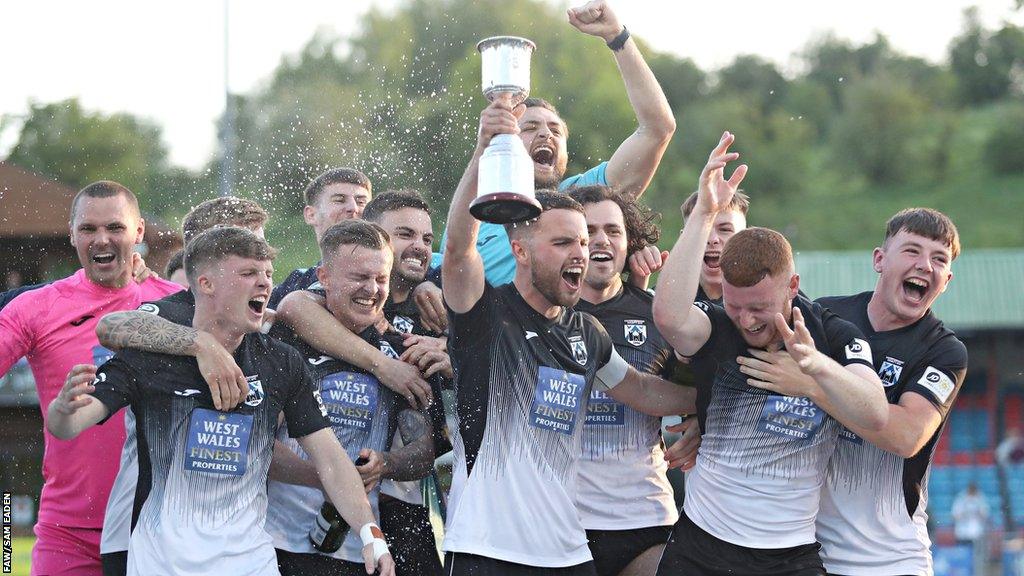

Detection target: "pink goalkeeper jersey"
[0, 269, 180, 528]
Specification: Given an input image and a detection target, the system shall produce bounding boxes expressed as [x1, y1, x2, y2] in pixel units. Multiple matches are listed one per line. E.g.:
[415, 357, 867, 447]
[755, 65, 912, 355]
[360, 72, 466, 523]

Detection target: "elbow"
[654, 115, 677, 142]
[95, 314, 117, 349]
[864, 404, 889, 433]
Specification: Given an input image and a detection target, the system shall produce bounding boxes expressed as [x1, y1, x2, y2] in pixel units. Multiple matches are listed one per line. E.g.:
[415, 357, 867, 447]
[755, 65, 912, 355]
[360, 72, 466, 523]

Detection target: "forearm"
[278, 291, 386, 374]
[304, 432, 376, 529]
[381, 410, 435, 481]
[96, 311, 201, 355]
[46, 399, 107, 440]
[268, 440, 322, 488]
[614, 38, 675, 138]
[610, 371, 696, 417]
[808, 361, 888, 433]
[836, 400, 940, 458]
[652, 212, 713, 352]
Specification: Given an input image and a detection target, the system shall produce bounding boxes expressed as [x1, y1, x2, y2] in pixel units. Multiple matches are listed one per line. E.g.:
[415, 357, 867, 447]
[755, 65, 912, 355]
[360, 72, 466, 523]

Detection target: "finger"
[774, 313, 795, 342]
[709, 130, 734, 159]
[363, 546, 374, 574]
[234, 369, 248, 409]
[423, 361, 447, 378]
[736, 355, 772, 371]
[792, 308, 814, 344]
[512, 102, 526, 120]
[746, 378, 778, 392]
[737, 364, 772, 381]
[727, 164, 749, 188]
[65, 395, 94, 410]
[744, 349, 774, 362]
[210, 377, 224, 411]
[710, 152, 740, 165]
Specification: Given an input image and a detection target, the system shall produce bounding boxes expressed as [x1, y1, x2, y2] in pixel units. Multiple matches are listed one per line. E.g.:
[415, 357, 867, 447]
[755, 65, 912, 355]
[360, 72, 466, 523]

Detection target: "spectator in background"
[996, 427, 1024, 468]
[164, 251, 187, 288]
[952, 482, 990, 574]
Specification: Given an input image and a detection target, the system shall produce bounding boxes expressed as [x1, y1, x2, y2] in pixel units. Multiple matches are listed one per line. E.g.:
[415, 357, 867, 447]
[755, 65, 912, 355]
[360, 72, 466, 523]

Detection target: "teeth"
[590, 253, 612, 261]
[402, 258, 423, 267]
[354, 298, 374, 306]
[252, 295, 267, 302]
[906, 278, 928, 288]
[566, 266, 583, 274]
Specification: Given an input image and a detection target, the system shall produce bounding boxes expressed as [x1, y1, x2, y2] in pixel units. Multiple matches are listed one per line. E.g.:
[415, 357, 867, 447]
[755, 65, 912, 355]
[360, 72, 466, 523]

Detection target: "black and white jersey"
[378, 293, 452, 504]
[268, 264, 321, 310]
[692, 284, 722, 432]
[574, 284, 678, 530]
[443, 283, 627, 567]
[267, 326, 405, 564]
[815, 292, 968, 576]
[100, 289, 191, 555]
[684, 294, 874, 549]
[91, 333, 330, 576]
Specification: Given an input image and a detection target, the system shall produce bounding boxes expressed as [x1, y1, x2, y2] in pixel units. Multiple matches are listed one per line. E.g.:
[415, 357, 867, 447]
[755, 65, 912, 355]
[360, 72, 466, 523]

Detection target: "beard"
[531, 263, 580, 308]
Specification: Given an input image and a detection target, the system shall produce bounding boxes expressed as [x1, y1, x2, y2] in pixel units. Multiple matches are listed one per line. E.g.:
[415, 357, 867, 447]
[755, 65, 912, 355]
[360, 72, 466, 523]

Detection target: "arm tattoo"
[382, 409, 435, 481]
[96, 311, 199, 355]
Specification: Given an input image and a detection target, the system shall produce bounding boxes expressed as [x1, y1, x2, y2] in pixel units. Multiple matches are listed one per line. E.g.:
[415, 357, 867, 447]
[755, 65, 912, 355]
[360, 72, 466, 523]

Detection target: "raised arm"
[567, 0, 676, 197]
[46, 364, 109, 440]
[298, 428, 395, 576]
[96, 310, 246, 411]
[652, 131, 746, 355]
[442, 99, 520, 313]
[276, 290, 432, 409]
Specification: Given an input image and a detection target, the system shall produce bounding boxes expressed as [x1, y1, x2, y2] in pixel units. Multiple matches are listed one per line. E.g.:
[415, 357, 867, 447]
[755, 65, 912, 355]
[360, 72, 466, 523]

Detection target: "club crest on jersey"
[879, 357, 904, 388]
[624, 320, 647, 347]
[138, 303, 160, 315]
[380, 340, 399, 359]
[569, 336, 588, 365]
[244, 375, 264, 407]
[393, 315, 414, 334]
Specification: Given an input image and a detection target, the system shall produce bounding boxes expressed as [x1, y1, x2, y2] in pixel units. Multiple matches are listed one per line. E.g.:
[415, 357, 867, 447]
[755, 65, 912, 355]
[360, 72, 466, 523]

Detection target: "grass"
[11, 537, 32, 576]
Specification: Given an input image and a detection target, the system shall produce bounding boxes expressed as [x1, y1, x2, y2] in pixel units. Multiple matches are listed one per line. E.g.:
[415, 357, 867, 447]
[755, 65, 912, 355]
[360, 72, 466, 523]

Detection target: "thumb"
[660, 250, 670, 261]
[512, 102, 526, 120]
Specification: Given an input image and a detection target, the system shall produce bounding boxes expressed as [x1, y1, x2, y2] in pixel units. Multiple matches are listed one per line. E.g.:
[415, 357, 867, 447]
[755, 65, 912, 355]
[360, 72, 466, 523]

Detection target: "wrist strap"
[359, 522, 390, 561]
[607, 26, 630, 51]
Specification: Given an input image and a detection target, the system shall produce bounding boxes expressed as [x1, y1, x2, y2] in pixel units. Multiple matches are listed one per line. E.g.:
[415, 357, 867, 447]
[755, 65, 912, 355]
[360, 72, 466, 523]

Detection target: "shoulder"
[559, 162, 609, 190]
[141, 277, 185, 298]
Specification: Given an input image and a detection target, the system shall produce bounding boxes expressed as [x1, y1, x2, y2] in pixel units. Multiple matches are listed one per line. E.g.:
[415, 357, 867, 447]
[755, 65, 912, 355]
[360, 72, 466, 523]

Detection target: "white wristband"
[359, 522, 390, 561]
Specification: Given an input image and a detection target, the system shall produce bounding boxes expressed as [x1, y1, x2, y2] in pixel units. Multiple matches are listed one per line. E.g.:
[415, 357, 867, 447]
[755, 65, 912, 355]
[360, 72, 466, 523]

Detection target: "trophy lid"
[477, 36, 536, 53]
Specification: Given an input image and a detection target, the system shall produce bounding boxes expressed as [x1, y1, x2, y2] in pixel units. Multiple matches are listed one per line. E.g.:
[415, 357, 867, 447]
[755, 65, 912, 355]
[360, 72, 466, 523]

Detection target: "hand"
[131, 252, 156, 283]
[693, 131, 747, 218]
[260, 308, 276, 333]
[409, 348, 453, 379]
[737, 348, 818, 398]
[567, 0, 623, 43]
[412, 281, 447, 333]
[775, 307, 829, 377]
[664, 418, 701, 471]
[477, 98, 525, 151]
[628, 246, 669, 279]
[374, 357, 432, 409]
[52, 364, 98, 415]
[402, 334, 447, 352]
[362, 545, 395, 576]
[195, 331, 247, 411]
[355, 448, 384, 493]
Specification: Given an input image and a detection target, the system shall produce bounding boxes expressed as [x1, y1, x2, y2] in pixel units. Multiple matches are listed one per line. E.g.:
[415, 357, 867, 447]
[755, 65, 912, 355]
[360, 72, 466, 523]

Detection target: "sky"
[2, 0, 1021, 170]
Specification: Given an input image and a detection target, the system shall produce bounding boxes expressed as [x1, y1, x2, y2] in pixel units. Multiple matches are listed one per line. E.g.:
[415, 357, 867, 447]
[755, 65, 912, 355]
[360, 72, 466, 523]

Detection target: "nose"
[591, 229, 609, 248]
[707, 231, 722, 248]
[915, 254, 933, 273]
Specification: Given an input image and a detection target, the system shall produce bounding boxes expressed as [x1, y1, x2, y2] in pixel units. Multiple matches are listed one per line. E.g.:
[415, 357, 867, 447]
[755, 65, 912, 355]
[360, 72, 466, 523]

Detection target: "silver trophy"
[471, 36, 542, 224]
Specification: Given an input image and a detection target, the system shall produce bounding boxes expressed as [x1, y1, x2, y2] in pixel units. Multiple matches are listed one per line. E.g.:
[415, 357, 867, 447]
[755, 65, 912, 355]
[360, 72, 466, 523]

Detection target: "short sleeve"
[447, 283, 497, 353]
[281, 347, 331, 439]
[0, 294, 35, 373]
[822, 311, 874, 369]
[690, 301, 725, 360]
[559, 162, 609, 190]
[902, 337, 968, 416]
[91, 354, 141, 424]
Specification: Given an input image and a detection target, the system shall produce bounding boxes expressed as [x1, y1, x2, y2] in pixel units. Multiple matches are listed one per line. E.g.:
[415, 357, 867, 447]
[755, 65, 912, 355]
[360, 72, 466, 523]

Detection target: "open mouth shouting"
[531, 142, 556, 168]
[902, 277, 930, 305]
[562, 264, 584, 292]
[247, 295, 268, 318]
[91, 250, 118, 266]
[703, 250, 721, 272]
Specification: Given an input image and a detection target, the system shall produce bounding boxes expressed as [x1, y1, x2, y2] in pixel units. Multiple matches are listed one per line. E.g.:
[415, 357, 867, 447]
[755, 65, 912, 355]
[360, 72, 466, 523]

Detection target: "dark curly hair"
[566, 185, 661, 256]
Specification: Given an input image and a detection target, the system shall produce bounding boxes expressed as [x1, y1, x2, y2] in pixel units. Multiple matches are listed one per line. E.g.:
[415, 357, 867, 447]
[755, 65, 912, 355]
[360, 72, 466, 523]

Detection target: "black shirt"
[268, 264, 321, 310]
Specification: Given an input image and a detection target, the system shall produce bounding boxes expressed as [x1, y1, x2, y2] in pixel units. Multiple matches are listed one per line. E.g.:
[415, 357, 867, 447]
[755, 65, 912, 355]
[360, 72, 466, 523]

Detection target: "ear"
[303, 205, 317, 227]
[788, 273, 800, 300]
[872, 247, 885, 273]
[196, 272, 215, 295]
[940, 270, 953, 294]
[509, 236, 528, 263]
[135, 217, 146, 245]
[316, 265, 328, 289]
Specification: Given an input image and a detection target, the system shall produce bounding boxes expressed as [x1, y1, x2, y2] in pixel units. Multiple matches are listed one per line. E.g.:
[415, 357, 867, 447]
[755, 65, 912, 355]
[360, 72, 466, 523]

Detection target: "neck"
[701, 278, 722, 301]
[389, 275, 414, 304]
[193, 305, 246, 354]
[514, 274, 562, 320]
[581, 274, 622, 305]
[87, 270, 133, 290]
[866, 289, 921, 332]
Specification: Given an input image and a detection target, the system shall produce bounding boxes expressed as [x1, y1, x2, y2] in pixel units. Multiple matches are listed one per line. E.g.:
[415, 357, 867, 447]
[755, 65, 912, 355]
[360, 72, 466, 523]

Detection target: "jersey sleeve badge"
[844, 338, 872, 363]
[918, 366, 955, 403]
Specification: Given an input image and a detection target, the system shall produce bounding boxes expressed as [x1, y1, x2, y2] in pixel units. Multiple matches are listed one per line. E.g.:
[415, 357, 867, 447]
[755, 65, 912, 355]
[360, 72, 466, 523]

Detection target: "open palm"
[698, 131, 747, 214]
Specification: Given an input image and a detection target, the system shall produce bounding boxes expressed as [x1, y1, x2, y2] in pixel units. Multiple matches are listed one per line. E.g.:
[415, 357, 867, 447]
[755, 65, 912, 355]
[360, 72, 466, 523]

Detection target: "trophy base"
[470, 193, 542, 224]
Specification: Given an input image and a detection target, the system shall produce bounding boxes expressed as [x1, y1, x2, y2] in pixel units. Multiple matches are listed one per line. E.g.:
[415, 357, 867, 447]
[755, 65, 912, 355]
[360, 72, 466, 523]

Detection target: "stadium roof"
[795, 249, 1024, 331]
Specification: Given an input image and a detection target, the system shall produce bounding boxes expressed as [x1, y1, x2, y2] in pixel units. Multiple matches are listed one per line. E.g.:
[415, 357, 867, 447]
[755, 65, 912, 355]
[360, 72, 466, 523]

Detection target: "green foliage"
[5, 0, 1024, 278]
